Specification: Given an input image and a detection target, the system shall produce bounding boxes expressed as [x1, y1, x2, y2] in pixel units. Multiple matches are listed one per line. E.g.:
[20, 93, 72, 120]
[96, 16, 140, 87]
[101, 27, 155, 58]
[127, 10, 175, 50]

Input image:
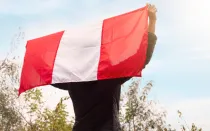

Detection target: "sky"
[0, 0, 210, 130]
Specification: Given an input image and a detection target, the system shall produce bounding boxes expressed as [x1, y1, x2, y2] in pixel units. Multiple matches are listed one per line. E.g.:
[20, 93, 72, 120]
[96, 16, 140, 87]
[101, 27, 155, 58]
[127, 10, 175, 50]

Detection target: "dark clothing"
[52, 32, 157, 131]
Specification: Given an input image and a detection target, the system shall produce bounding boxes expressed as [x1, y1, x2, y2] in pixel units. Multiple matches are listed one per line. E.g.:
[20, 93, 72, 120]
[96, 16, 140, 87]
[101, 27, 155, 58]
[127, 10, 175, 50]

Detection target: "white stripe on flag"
[52, 21, 103, 83]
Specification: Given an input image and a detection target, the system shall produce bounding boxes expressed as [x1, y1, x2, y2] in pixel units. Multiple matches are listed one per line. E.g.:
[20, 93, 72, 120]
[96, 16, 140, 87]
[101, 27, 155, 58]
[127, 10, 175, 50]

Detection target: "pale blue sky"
[0, 0, 210, 130]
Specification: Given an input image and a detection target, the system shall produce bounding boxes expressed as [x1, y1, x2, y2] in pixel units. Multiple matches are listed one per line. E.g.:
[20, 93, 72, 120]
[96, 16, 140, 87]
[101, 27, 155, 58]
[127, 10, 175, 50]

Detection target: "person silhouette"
[52, 4, 158, 131]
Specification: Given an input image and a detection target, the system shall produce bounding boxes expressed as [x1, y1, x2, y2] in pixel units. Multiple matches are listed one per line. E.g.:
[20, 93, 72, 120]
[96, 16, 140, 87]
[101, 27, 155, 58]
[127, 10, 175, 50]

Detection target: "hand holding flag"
[147, 3, 157, 21]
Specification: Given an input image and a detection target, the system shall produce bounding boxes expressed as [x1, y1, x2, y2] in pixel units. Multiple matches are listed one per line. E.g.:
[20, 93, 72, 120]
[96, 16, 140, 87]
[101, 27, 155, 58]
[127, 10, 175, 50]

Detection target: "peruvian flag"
[19, 6, 148, 95]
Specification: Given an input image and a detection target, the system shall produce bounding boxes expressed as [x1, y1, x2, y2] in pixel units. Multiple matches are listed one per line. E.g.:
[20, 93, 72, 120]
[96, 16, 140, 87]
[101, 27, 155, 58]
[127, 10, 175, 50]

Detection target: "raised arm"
[144, 4, 157, 68]
[148, 4, 157, 34]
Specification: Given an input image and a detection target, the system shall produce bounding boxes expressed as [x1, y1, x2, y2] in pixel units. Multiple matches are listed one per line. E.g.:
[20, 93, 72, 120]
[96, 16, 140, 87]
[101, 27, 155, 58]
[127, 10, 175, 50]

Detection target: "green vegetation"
[0, 59, 202, 131]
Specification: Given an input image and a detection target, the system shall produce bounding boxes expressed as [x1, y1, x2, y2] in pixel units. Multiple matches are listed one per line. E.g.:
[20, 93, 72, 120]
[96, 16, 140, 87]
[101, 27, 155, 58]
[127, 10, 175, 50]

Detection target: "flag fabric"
[19, 6, 148, 95]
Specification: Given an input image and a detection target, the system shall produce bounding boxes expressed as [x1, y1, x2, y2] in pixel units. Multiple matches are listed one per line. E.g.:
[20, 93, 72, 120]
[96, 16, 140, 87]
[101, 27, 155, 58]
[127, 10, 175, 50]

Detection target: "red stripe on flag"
[19, 31, 64, 95]
[97, 6, 148, 80]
